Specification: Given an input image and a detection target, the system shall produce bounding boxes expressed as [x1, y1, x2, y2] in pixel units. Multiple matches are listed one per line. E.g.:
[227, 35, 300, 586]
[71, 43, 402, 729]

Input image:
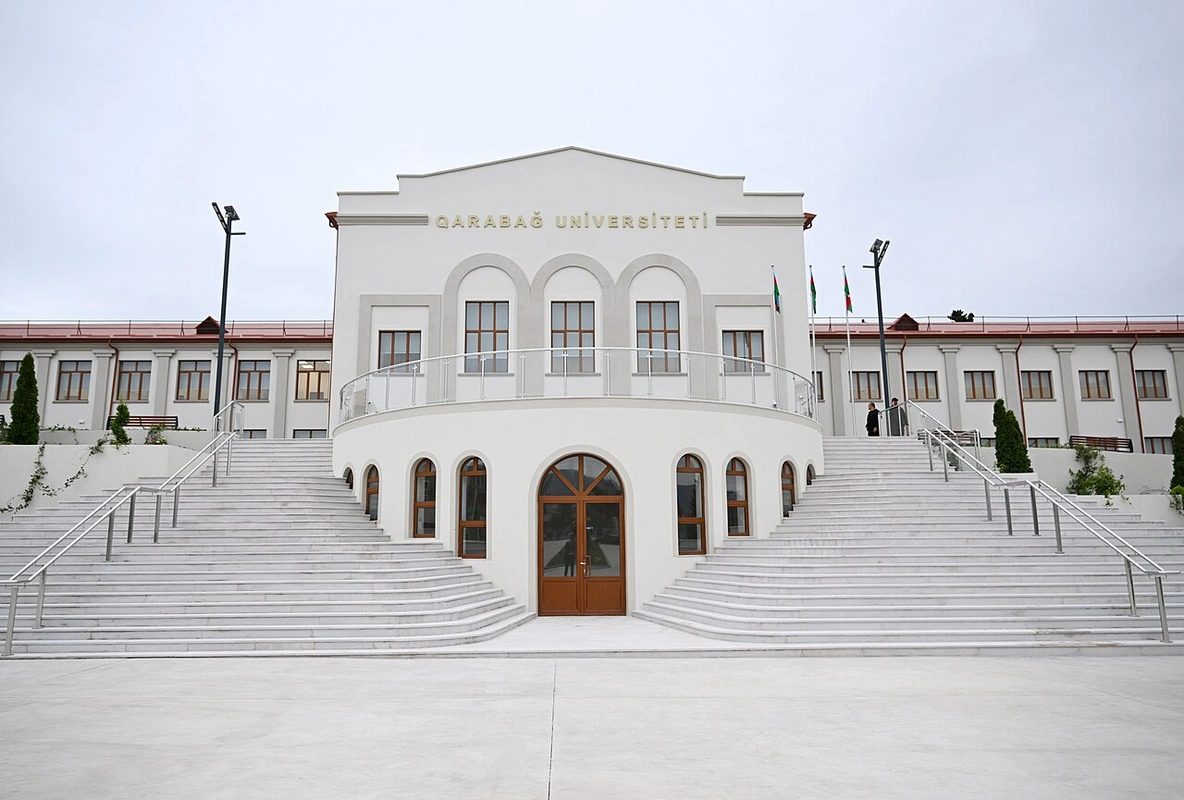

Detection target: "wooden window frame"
[550, 301, 595, 373]
[1020, 370, 1054, 400]
[0, 360, 19, 402]
[241, 429, 267, 439]
[852, 371, 882, 402]
[1079, 370, 1112, 400]
[906, 370, 940, 401]
[235, 360, 271, 401]
[1135, 370, 1168, 400]
[725, 458, 750, 536]
[115, 360, 152, 403]
[295, 359, 330, 401]
[675, 454, 706, 555]
[722, 330, 765, 374]
[1144, 437, 1173, 455]
[464, 301, 509, 374]
[292, 429, 327, 438]
[781, 461, 796, 516]
[365, 465, 380, 521]
[176, 359, 211, 402]
[964, 370, 997, 401]
[55, 360, 92, 402]
[412, 458, 437, 538]
[378, 330, 422, 372]
[458, 457, 488, 558]
[636, 301, 681, 373]
[1028, 437, 1060, 448]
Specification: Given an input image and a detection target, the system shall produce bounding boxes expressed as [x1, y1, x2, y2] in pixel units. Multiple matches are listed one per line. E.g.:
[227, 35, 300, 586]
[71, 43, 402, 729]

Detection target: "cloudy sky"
[1, 1, 1180, 324]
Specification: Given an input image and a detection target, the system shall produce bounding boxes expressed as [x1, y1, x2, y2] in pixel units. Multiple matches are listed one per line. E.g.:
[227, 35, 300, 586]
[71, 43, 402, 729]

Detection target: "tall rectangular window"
[378, 331, 422, 371]
[1144, 437, 1173, 454]
[906, 370, 939, 401]
[176, 360, 211, 401]
[1020, 370, 1054, 400]
[236, 360, 271, 401]
[116, 360, 152, 402]
[964, 370, 997, 400]
[295, 359, 330, 400]
[0, 360, 19, 402]
[814, 371, 824, 402]
[56, 360, 91, 401]
[1135, 370, 1168, 399]
[852, 371, 881, 401]
[636, 301, 680, 372]
[464, 301, 509, 373]
[722, 331, 765, 374]
[550, 301, 595, 373]
[1079, 370, 1112, 400]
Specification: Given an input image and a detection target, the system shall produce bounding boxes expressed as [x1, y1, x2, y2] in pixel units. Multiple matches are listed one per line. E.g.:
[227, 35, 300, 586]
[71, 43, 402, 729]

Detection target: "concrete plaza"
[2, 635, 1182, 799]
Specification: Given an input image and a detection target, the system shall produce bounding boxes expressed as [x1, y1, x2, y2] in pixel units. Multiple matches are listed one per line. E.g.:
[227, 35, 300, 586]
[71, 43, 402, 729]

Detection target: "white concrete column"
[824, 345, 846, 436]
[152, 349, 175, 416]
[886, 342, 904, 404]
[89, 350, 115, 431]
[272, 350, 295, 439]
[996, 344, 1021, 414]
[32, 350, 55, 420]
[1053, 345, 1080, 438]
[1110, 343, 1142, 450]
[939, 344, 962, 430]
[1169, 345, 1184, 413]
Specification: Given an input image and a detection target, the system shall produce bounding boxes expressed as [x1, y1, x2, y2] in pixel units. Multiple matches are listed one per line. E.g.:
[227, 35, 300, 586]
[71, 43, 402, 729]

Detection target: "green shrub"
[1170, 486, 1184, 515]
[8, 353, 40, 445]
[992, 399, 1031, 473]
[1067, 444, 1125, 501]
[1171, 415, 1184, 490]
[109, 402, 131, 446]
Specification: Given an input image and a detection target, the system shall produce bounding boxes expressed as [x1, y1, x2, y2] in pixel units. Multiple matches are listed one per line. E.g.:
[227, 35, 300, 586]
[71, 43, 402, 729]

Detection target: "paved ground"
[2, 648, 1182, 799]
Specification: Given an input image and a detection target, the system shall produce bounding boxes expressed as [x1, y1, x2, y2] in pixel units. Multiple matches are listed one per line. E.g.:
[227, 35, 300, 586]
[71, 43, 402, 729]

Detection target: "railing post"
[105, 513, 115, 561]
[1154, 575, 1171, 643]
[646, 353, 654, 397]
[604, 350, 611, 396]
[211, 448, 218, 488]
[411, 365, 418, 407]
[126, 492, 136, 544]
[480, 354, 487, 400]
[385, 368, 391, 410]
[941, 447, 949, 482]
[4, 586, 17, 656]
[34, 572, 46, 628]
[720, 358, 728, 402]
[926, 433, 933, 471]
[562, 350, 569, 397]
[1052, 505, 1063, 554]
[172, 486, 181, 528]
[1004, 488, 1013, 536]
[750, 362, 757, 404]
[1125, 561, 1137, 616]
[153, 494, 163, 543]
[1029, 484, 1040, 537]
[984, 479, 993, 521]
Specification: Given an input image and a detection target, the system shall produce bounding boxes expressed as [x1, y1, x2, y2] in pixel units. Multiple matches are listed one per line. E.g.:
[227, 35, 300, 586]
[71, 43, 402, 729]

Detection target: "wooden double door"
[538, 454, 626, 615]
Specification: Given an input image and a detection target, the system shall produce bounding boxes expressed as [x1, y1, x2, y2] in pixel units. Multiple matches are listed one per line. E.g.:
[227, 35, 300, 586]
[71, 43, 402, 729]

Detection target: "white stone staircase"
[1, 439, 532, 657]
[635, 436, 1184, 654]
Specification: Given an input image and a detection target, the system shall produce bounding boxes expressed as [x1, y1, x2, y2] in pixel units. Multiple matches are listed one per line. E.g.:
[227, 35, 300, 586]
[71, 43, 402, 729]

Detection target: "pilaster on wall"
[885, 342, 904, 404]
[32, 350, 54, 420]
[938, 344, 962, 430]
[272, 350, 295, 439]
[996, 344, 1022, 435]
[1110, 343, 1142, 450]
[89, 351, 114, 431]
[1170, 345, 1184, 413]
[1053, 345, 1079, 438]
[824, 345, 846, 436]
[152, 350, 175, 416]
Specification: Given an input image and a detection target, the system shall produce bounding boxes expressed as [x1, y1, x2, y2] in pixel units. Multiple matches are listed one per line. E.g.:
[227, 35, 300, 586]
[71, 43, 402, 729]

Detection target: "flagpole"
[844, 266, 857, 437]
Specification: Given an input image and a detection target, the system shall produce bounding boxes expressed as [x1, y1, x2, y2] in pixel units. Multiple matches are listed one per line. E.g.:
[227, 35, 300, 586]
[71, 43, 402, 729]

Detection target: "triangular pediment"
[399, 146, 743, 182]
[195, 316, 221, 335]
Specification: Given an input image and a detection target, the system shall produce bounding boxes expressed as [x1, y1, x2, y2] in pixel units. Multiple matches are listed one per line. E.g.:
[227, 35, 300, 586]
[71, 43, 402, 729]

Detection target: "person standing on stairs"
[866, 402, 880, 437]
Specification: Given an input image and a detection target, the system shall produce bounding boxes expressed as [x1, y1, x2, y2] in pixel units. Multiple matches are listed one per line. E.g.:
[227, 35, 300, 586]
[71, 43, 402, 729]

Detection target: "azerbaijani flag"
[809, 266, 817, 314]
[843, 266, 853, 313]
[772, 267, 781, 313]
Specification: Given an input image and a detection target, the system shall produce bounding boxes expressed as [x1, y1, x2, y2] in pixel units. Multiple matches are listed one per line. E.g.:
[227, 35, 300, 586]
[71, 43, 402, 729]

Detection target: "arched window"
[364, 465, 380, 521]
[458, 457, 487, 558]
[725, 458, 749, 536]
[343, 467, 353, 490]
[676, 455, 706, 555]
[781, 462, 796, 516]
[806, 464, 815, 486]
[412, 459, 436, 538]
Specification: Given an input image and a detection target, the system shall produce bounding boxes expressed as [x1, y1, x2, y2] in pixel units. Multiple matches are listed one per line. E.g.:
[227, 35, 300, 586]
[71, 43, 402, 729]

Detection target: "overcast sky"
[1, 1, 1181, 324]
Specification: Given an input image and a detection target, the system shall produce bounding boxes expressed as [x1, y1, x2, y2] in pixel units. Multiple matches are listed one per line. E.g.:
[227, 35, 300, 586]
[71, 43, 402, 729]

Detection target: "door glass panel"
[584, 503, 621, 577]
[542, 503, 578, 577]
[588, 468, 622, 496]
[552, 457, 579, 491]
[582, 457, 608, 490]
[417, 507, 436, 536]
[676, 473, 702, 516]
[726, 474, 747, 502]
[540, 468, 575, 497]
[678, 523, 702, 554]
[727, 506, 747, 534]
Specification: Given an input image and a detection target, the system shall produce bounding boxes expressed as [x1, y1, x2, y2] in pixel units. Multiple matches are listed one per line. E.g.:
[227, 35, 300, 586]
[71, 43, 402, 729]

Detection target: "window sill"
[1080, 397, 1115, 402]
[1136, 396, 1172, 401]
[174, 399, 210, 404]
[545, 372, 602, 378]
[632, 372, 688, 378]
[53, 399, 90, 403]
[294, 398, 330, 403]
[1021, 397, 1057, 402]
[234, 399, 271, 403]
[965, 397, 999, 402]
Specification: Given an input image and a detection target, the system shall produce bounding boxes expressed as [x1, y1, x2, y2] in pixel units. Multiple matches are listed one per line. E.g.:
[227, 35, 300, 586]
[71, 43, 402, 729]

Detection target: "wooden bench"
[1069, 435, 1133, 453]
[107, 415, 179, 429]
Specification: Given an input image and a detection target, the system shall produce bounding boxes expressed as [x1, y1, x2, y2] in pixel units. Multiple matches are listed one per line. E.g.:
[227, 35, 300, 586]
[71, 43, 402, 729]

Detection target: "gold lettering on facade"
[434, 211, 710, 231]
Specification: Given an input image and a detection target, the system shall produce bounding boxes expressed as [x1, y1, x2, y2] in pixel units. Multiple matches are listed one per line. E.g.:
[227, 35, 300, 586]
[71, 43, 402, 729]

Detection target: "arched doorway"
[538, 454, 625, 615]
[781, 461, 796, 516]
[364, 466, 380, 521]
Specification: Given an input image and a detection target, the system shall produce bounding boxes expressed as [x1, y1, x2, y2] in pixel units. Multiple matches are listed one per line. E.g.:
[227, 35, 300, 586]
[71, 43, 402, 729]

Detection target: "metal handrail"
[919, 426, 1175, 642]
[337, 346, 818, 424]
[3, 430, 239, 656]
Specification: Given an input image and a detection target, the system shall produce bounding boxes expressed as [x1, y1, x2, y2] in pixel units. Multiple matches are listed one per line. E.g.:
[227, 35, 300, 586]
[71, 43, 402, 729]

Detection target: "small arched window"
[412, 459, 437, 538]
[364, 465, 380, 521]
[458, 457, 487, 558]
[806, 464, 815, 486]
[781, 462, 796, 516]
[725, 458, 749, 536]
[676, 455, 706, 555]
[343, 467, 354, 490]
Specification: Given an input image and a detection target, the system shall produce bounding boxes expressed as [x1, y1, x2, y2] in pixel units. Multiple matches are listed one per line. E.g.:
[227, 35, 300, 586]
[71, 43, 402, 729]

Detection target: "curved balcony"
[338, 347, 817, 425]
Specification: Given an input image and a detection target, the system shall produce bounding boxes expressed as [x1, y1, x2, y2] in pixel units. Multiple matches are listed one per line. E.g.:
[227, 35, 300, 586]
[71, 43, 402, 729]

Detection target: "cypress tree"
[110, 402, 131, 446]
[992, 399, 1032, 473]
[1171, 415, 1184, 489]
[8, 353, 40, 445]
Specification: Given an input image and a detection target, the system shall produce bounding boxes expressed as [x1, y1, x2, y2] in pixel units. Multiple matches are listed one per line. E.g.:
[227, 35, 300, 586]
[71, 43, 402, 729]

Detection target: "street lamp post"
[211, 203, 244, 426]
[865, 239, 891, 421]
